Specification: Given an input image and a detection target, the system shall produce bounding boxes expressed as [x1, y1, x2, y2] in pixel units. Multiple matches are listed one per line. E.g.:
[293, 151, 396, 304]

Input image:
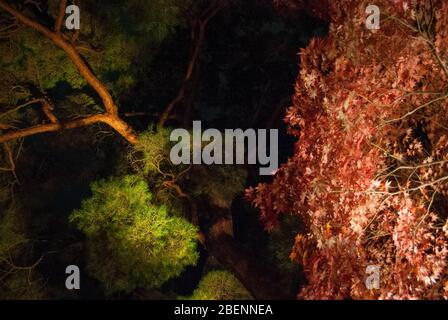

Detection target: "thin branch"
[376, 160, 448, 180]
[414, 191, 437, 234]
[383, 13, 419, 33]
[71, 28, 79, 43]
[384, 93, 448, 124]
[158, 0, 228, 127]
[0, 99, 44, 120]
[54, 0, 67, 33]
[123, 112, 159, 118]
[0, 113, 105, 143]
[75, 44, 103, 54]
[385, 11, 448, 78]
[368, 175, 448, 196]
[24, 0, 42, 12]
[427, 39, 448, 79]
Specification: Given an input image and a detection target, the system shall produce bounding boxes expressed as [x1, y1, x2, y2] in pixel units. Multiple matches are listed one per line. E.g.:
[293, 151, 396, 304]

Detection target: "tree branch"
[0, 0, 138, 144]
[0, 99, 44, 120]
[0, 114, 103, 143]
[0, 112, 139, 144]
[158, 0, 228, 127]
[54, 0, 67, 33]
[42, 99, 58, 123]
[0, 1, 115, 114]
[384, 92, 448, 124]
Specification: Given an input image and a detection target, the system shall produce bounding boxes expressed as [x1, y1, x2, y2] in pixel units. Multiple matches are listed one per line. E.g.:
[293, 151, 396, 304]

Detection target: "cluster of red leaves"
[247, 0, 448, 299]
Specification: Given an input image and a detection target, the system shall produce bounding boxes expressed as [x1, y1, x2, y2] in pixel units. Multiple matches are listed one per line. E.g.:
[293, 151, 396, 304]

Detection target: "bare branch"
[158, 0, 228, 127]
[385, 12, 448, 78]
[384, 92, 448, 124]
[0, 99, 44, 120]
[24, 0, 42, 12]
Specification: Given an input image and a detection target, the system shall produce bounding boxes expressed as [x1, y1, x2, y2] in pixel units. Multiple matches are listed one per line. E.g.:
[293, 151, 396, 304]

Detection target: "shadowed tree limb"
[54, 0, 67, 33]
[158, 0, 228, 128]
[206, 218, 295, 300]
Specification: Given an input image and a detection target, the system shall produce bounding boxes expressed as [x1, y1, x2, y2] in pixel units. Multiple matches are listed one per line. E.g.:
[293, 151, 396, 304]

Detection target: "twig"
[54, 0, 67, 33]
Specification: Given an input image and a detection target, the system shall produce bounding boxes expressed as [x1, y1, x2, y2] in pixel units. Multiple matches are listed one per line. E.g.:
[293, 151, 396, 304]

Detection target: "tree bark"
[158, 0, 228, 127]
[206, 218, 295, 300]
[0, 113, 137, 144]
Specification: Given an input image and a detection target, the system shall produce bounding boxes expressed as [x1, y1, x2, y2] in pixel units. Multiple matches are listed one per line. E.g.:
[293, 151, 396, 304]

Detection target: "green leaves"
[180, 270, 253, 300]
[132, 127, 176, 176]
[0, 0, 194, 132]
[70, 175, 199, 294]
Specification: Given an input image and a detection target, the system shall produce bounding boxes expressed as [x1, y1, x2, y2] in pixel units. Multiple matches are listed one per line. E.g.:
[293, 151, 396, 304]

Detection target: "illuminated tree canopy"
[0, 0, 446, 301]
[248, 0, 448, 299]
[70, 175, 199, 294]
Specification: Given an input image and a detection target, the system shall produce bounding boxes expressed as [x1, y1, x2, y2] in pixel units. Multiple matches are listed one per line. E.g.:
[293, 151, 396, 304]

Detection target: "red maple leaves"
[249, 0, 448, 299]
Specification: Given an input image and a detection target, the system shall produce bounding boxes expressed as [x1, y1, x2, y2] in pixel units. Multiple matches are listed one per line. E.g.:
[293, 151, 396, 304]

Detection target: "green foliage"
[0, 206, 45, 299]
[132, 126, 180, 177]
[131, 127, 248, 209]
[267, 215, 302, 274]
[130, 127, 186, 214]
[70, 175, 199, 294]
[77, 0, 194, 94]
[180, 270, 253, 300]
[0, 270, 45, 300]
[0, 28, 85, 100]
[190, 165, 248, 209]
[0, 0, 193, 130]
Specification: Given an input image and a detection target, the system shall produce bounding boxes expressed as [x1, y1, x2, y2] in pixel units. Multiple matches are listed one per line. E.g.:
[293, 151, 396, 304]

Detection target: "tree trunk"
[206, 218, 295, 300]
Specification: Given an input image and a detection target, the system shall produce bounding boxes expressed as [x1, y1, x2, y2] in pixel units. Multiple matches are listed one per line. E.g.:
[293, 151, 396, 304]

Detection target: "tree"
[180, 270, 253, 300]
[0, 0, 199, 144]
[248, 0, 448, 299]
[0, 0, 137, 143]
[69, 175, 199, 295]
[129, 128, 291, 300]
[1, 0, 290, 300]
